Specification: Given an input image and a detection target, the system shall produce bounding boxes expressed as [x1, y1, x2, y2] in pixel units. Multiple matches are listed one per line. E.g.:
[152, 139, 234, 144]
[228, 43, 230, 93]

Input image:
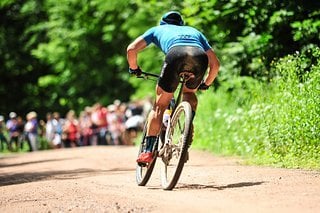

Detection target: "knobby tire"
[160, 101, 193, 190]
[135, 121, 157, 186]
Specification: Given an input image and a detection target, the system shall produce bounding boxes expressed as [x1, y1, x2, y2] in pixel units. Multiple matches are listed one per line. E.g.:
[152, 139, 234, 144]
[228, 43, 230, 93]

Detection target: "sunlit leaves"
[1, 0, 319, 117]
[38, 75, 60, 87]
[195, 46, 320, 169]
[291, 18, 320, 43]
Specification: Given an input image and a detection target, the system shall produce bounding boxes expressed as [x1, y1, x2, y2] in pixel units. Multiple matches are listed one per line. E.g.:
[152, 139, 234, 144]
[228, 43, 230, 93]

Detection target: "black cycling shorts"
[158, 46, 208, 93]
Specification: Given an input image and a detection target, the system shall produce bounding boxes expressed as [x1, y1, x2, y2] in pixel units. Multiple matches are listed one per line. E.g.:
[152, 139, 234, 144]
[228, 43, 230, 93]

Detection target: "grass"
[193, 46, 320, 170]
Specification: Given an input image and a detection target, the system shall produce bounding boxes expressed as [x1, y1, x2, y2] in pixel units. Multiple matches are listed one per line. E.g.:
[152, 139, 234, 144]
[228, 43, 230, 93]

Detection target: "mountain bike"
[135, 71, 194, 190]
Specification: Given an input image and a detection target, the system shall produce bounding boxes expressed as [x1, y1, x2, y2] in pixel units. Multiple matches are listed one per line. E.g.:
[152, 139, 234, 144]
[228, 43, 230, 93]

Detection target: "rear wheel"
[135, 121, 158, 186]
[160, 101, 193, 190]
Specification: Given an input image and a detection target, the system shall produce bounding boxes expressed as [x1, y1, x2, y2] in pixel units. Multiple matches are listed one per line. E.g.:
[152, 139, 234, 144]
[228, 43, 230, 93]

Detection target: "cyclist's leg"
[182, 46, 208, 113]
[145, 47, 181, 145]
[182, 87, 198, 112]
[146, 86, 173, 137]
[136, 87, 173, 163]
[137, 50, 180, 163]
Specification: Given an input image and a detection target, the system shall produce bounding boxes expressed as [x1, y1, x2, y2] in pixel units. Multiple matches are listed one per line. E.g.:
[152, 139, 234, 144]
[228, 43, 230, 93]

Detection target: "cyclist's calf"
[147, 103, 169, 136]
[183, 92, 198, 111]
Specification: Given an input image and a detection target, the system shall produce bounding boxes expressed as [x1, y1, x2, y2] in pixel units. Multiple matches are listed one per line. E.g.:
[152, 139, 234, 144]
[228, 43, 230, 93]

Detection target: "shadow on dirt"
[0, 158, 74, 168]
[0, 167, 135, 187]
[175, 181, 265, 190]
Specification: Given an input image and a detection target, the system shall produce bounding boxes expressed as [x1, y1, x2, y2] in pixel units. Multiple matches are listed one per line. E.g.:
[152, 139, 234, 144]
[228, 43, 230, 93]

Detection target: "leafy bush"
[194, 46, 320, 169]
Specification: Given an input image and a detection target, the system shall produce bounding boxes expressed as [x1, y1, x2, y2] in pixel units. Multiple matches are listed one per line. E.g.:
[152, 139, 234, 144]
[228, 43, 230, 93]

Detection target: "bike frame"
[136, 71, 195, 189]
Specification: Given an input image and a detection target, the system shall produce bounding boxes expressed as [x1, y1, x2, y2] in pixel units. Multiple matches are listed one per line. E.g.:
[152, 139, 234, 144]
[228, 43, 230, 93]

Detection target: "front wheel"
[160, 101, 193, 190]
[135, 121, 158, 186]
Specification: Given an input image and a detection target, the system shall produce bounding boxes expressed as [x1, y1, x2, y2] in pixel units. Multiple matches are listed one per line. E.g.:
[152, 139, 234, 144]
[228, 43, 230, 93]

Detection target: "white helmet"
[9, 112, 17, 119]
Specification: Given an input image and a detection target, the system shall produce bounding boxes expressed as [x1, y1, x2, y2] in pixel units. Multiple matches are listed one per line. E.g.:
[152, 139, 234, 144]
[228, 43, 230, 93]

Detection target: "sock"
[145, 136, 157, 152]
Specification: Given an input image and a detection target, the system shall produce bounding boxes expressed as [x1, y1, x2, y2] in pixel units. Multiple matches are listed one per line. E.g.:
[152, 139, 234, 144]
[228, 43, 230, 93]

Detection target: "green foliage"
[31, 0, 135, 112]
[200, 0, 319, 78]
[1, 0, 318, 116]
[194, 46, 320, 169]
[291, 10, 320, 44]
[0, 0, 51, 117]
[0, 0, 15, 7]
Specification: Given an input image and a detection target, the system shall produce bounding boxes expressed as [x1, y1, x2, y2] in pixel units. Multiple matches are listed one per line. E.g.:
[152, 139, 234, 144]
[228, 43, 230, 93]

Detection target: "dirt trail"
[0, 146, 319, 213]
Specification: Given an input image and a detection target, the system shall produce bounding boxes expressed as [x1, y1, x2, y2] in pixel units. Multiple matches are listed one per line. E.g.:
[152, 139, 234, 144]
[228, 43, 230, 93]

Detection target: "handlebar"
[136, 71, 192, 84]
[137, 71, 160, 79]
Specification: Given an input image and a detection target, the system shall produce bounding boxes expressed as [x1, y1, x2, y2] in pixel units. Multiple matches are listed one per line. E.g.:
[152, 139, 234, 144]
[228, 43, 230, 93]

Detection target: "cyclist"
[127, 11, 220, 164]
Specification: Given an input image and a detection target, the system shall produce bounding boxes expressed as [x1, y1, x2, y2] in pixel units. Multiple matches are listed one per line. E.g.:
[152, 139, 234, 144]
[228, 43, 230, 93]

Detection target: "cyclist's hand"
[129, 67, 142, 76]
[198, 82, 210, 90]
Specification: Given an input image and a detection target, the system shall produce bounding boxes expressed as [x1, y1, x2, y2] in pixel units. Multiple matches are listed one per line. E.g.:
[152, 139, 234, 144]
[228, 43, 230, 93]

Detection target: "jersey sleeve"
[199, 32, 212, 51]
[141, 27, 156, 46]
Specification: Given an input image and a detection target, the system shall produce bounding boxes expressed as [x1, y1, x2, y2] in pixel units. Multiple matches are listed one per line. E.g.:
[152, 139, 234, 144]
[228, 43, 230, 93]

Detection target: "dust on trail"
[0, 146, 319, 213]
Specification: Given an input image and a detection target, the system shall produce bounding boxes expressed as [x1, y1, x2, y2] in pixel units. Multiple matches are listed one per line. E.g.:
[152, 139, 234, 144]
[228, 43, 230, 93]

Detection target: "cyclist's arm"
[204, 49, 220, 86]
[127, 36, 147, 69]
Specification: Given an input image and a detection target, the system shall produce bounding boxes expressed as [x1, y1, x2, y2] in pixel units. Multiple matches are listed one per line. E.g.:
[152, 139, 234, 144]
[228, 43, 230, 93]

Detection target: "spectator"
[91, 103, 109, 145]
[24, 111, 39, 151]
[141, 96, 153, 119]
[16, 116, 26, 151]
[78, 107, 94, 146]
[52, 112, 63, 148]
[107, 104, 124, 145]
[118, 102, 131, 145]
[0, 98, 157, 151]
[45, 112, 58, 149]
[6, 112, 21, 151]
[124, 101, 145, 145]
[62, 110, 79, 148]
[45, 113, 54, 143]
[0, 115, 9, 151]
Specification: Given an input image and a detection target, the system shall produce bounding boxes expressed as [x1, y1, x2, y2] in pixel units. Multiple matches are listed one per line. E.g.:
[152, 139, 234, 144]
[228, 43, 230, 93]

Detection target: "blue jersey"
[142, 25, 211, 54]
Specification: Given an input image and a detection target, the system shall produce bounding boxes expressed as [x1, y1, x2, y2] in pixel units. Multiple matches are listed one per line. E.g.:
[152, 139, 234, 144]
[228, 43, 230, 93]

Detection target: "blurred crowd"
[0, 99, 152, 152]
